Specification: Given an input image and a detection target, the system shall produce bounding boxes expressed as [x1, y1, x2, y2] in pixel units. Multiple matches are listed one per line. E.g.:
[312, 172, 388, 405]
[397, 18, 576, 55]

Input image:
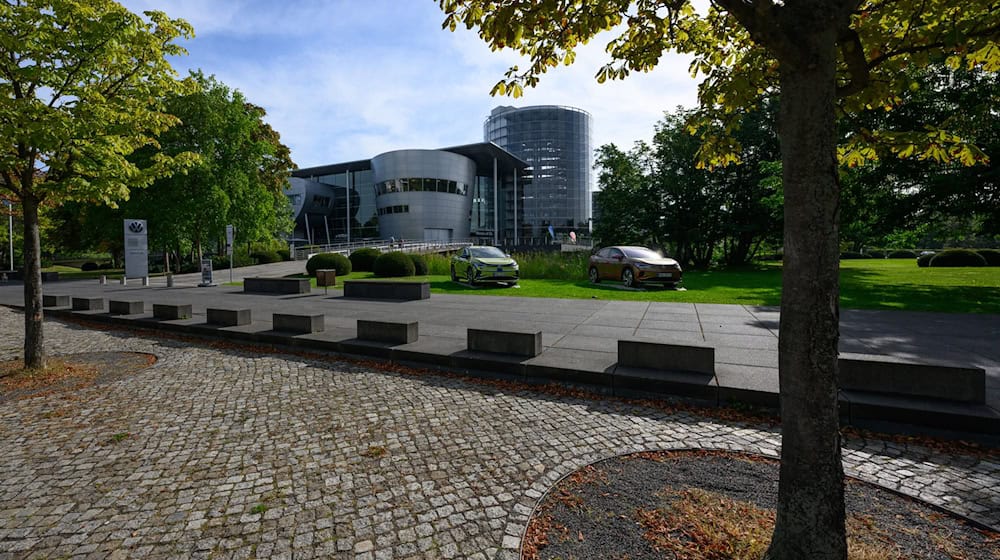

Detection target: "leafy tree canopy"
[441, 0, 999, 167]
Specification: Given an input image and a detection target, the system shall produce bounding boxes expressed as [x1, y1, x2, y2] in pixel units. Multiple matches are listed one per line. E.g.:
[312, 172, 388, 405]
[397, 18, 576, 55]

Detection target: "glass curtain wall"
[314, 169, 376, 241]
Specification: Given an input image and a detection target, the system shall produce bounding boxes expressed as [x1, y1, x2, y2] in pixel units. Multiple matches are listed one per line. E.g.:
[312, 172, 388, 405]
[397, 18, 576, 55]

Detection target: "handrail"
[292, 239, 474, 261]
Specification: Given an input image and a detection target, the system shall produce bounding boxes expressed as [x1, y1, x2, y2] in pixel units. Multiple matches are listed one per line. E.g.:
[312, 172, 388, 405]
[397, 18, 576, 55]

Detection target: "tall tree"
[0, 0, 195, 368]
[439, 1, 999, 557]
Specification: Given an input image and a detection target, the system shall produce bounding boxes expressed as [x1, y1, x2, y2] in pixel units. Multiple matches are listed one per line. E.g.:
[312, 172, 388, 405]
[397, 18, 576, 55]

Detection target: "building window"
[377, 205, 410, 216]
[375, 178, 468, 197]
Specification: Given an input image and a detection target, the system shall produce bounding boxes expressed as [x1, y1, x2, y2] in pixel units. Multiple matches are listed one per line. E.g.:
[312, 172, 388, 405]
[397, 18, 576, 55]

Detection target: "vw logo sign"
[128, 221, 145, 234]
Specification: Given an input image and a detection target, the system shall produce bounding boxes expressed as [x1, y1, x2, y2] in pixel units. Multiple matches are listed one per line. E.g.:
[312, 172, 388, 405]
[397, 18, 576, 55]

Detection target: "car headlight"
[511, 262, 519, 269]
[473, 261, 483, 269]
[635, 262, 653, 269]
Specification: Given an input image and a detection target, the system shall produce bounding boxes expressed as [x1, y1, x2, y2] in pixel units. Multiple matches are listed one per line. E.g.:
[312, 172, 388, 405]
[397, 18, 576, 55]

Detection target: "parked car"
[588, 246, 683, 288]
[451, 246, 519, 286]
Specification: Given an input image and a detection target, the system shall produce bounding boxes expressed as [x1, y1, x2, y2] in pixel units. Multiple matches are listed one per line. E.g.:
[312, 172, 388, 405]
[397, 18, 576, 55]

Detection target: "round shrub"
[976, 249, 1000, 266]
[839, 252, 870, 259]
[916, 253, 933, 268]
[306, 252, 351, 277]
[80, 262, 99, 271]
[888, 250, 917, 259]
[867, 251, 885, 259]
[99, 262, 114, 270]
[349, 247, 381, 272]
[276, 249, 291, 261]
[373, 251, 415, 277]
[251, 251, 281, 264]
[929, 249, 987, 267]
[408, 253, 428, 276]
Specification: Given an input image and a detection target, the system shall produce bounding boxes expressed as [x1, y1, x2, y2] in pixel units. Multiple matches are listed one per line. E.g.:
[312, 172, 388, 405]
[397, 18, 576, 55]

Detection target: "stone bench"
[109, 300, 144, 315]
[207, 308, 252, 327]
[617, 340, 715, 374]
[467, 328, 542, 357]
[273, 313, 324, 334]
[72, 297, 103, 311]
[343, 280, 430, 301]
[357, 319, 418, 344]
[153, 303, 192, 320]
[244, 277, 311, 294]
[42, 294, 70, 307]
[839, 354, 986, 404]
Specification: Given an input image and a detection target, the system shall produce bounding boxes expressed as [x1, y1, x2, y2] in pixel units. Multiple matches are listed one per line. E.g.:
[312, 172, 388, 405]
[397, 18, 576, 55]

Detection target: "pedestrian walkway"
[0, 307, 997, 559]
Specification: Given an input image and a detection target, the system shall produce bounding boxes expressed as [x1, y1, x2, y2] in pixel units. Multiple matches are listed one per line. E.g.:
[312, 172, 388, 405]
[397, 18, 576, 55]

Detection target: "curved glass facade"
[484, 105, 592, 240]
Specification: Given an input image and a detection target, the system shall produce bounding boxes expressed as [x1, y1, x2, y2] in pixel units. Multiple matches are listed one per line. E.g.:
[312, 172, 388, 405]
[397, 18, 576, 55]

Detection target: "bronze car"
[588, 246, 683, 288]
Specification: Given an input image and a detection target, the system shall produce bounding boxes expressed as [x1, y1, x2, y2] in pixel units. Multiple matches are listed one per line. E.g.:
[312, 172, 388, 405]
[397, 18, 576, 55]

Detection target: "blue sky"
[120, 0, 700, 170]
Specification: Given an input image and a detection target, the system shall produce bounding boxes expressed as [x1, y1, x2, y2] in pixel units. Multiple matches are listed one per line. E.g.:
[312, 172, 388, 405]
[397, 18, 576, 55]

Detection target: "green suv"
[451, 246, 519, 286]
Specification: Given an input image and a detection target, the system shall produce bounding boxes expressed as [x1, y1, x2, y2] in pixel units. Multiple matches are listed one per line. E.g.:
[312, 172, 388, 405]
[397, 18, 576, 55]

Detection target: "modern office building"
[288, 143, 527, 244]
[484, 105, 592, 241]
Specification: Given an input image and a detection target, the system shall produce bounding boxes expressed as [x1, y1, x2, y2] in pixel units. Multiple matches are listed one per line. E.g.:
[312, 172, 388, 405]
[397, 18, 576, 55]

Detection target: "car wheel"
[588, 267, 600, 284]
[450, 265, 457, 282]
[465, 266, 476, 286]
[622, 268, 637, 288]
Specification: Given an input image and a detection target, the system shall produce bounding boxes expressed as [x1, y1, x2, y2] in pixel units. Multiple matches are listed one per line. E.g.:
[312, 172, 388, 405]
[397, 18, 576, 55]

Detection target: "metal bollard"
[120, 277, 127, 286]
[99, 275, 107, 285]
[166, 273, 173, 288]
[142, 276, 149, 287]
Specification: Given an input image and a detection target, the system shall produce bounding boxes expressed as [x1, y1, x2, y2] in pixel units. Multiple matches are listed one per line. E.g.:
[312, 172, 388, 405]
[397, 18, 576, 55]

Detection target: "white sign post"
[225, 224, 235, 283]
[123, 219, 148, 279]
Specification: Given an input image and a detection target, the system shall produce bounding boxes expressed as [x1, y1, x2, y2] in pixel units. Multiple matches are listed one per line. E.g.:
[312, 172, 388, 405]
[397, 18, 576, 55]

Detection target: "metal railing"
[292, 239, 473, 261]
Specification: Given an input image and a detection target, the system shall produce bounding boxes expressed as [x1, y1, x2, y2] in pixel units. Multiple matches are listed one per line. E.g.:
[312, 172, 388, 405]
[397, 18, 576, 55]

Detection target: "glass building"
[484, 105, 592, 241]
[288, 143, 526, 244]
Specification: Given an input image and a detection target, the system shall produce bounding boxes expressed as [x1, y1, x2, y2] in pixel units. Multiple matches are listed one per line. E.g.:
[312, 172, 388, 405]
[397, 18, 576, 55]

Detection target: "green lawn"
[299, 259, 998, 314]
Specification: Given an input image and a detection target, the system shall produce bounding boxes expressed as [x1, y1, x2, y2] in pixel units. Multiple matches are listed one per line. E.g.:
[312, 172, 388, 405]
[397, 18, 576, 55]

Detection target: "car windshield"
[469, 247, 507, 258]
[622, 247, 662, 259]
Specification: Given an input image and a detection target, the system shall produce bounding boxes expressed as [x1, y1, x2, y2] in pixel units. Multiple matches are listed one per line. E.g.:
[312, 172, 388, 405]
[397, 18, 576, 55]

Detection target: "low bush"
[99, 263, 114, 270]
[349, 247, 381, 272]
[839, 252, 870, 259]
[408, 253, 429, 276]
[251, 251, 281, 264]
[514, 251, 590, 280]
[916, 253, 933, 267]
[887, 250, 917, 259]
[80, 262, 99, 271]
[976, 249, 1000, 266]
[276, 249, 291, 261]
[373, 251, 415, 277]
[212, 253, 255, 270]
[425, 253, 452, 275]
[866, 251, 885, 259]
[306, 252, 351, 276]
[929, 249, 987, 267]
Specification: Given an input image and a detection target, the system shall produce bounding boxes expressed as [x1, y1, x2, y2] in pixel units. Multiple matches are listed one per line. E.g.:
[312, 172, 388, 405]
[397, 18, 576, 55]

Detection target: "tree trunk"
[22, 194, 44, 369]
[765, 22, 847, 560]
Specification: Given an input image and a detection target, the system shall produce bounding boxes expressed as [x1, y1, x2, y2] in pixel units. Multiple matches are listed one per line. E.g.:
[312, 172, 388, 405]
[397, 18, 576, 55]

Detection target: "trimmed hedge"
[976, 249, 1000, 266]
[277, 249, 291, 261]
[349, 247, 381, 272]
[251, 251, 281, 264]
[839, 252, 870, 259]
[929, 249, 987, 267]
[887, 250, 917, 259]
[80, 262, 99, 271]
[408, 253, 428, 276]
[373, 251, 415, 277]
[916, 253, 934, 268]
[867, 251, 885, 259]
[306, 252, 352, 277]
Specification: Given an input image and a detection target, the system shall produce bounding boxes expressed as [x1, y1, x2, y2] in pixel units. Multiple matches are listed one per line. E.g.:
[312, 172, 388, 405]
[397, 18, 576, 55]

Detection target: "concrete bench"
[244, 277, 311, 294]
[207, 308, 251, 327]
[343, 280, 430, 301]
[153, 303, 192, 320]
[42, 294, 70, 307]
[273, 313, 324, 334]
[839, 354, 986, 404]
[617, 340, 715, 374]
[109, 300, 144, 315]
[72, 297, 103, 311]
[357, 319, 418, 344]
[468, 328, 542, 357]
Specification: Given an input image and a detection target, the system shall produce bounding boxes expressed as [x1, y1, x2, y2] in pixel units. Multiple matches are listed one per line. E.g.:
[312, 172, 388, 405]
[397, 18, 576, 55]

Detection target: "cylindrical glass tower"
[484, 105, 592, 240]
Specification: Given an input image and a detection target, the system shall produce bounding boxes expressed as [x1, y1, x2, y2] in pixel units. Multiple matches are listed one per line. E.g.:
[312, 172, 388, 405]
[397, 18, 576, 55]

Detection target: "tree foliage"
[0, 0, 196, 367]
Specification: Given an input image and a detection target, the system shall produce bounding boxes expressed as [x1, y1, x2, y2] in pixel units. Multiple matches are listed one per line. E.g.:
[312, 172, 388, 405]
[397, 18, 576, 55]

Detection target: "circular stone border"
[0, 351, 158, 402]
[499, 444, 997, 560]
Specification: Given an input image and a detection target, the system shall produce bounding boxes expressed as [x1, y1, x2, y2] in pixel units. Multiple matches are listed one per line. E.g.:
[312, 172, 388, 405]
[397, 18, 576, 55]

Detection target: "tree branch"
[836, 27, 870, 97]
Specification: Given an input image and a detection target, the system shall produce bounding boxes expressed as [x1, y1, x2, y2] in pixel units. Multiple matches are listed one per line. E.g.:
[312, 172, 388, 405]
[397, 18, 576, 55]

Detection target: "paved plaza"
[0, 305, 998, 559]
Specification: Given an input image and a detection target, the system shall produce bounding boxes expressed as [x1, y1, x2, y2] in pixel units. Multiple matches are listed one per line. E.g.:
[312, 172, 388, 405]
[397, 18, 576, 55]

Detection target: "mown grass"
[289, 257, 999, 314]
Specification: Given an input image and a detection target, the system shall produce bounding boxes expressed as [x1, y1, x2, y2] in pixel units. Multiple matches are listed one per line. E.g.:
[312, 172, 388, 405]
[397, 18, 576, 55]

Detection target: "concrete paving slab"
[700, 321, 776, 335]
[630, 330, 708, 346]
[550, 334, 618, 353]
[704, 332, 779, 350]
[569, 324, 638, 339]
[715, 347, 778, 368]
[636, 319, 703, 332]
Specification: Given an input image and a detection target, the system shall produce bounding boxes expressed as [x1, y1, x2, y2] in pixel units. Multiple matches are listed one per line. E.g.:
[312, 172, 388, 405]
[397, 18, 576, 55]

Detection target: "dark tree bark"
[21, 192, 44, 369]
[765, 12, 847, 560]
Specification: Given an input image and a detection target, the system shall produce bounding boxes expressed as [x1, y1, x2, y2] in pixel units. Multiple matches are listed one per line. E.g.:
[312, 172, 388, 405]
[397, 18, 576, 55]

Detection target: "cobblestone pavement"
[0, 308, 997, 560]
